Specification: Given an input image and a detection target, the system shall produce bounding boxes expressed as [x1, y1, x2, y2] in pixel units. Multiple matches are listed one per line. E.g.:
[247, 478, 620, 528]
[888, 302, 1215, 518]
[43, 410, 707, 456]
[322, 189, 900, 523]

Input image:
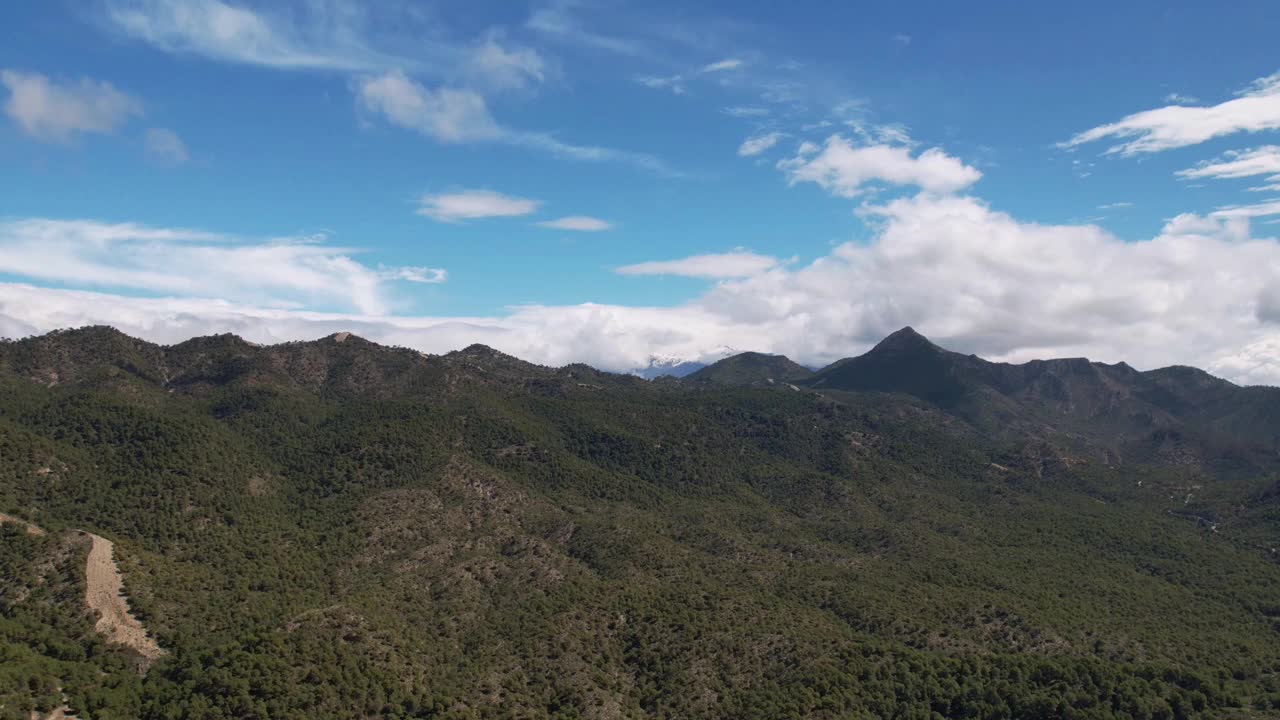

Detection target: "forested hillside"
[1, 327, 1278, 719]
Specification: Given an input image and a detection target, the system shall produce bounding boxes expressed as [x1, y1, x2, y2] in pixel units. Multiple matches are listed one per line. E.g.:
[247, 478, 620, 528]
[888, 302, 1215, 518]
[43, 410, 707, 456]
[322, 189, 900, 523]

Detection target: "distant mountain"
[686, 351, 814, 386]
[631, 348, 737, 379]
[802, 326, 1280, 476]
[631, 356, 707, 379]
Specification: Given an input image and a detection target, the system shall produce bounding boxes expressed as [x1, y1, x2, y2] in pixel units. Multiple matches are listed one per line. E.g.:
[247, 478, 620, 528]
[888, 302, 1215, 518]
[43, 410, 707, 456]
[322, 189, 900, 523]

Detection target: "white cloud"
[466, 32, 547, 92]
[616, 252, 779, 279]
[12, 196, 1280, 384]
[680, 195, 1280, 379]
[417, 190, 540, 223]
[1, 70, 142, 142]
[636, 74, 685, 95]
[0, 218, 442, 316]
[355, 70, 502, 143]
[892, 34, 911, 46]
[1097, 202, 1133, 210]
[1178, 145, 1280, 179]
[355, 70, 672, 173]
[634, 58, 743, 97]
[738, 132, 784, 157]
[108, 4, 671, 173]
[724, 106, 768, 118]
[1063, 70, 1280, 155]
[846, 122, 914, 147]
[378, 266, 447, 283]
[779, 134, 981, 197]
[700, 58, 742, 74]
[509, 131, 676, 175]
[1177, 146, 1280, 193]
[1212, 199, 1280, 219]
[1207, 335, 1280, 386]
[537, 216, 613, 232]
[526, 1, 648, 58]
[104, 0, 417, 72]
[1164, 92, 1199, 105]
[144, 127, 188, 164]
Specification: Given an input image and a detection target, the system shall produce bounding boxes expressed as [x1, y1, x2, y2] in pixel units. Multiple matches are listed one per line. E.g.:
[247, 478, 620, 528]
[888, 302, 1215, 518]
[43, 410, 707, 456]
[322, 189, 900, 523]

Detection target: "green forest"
[1, 327, 1278, 719]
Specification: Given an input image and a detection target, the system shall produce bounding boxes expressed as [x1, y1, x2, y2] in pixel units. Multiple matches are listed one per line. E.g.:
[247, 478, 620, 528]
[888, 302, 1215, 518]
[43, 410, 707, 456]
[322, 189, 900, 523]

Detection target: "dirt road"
[83, 532, 164, 662]
[4, 513, 163, 666]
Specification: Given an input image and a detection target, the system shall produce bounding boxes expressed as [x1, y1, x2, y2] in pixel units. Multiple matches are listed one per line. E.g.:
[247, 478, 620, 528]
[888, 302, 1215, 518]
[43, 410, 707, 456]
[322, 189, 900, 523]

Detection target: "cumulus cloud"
[144, 127, 188, 164]
[0, 218, 441, 316]
[537, 216, 613, 232]
[1206, 336, 1280, 386]
[779, 135, 981, 197]
[417, 190, 540, 222]
[691, 196, 1280, 375]
[355, 70, 503, 143]
[616, 252, 780, 279]
[1, 70, 142, 141]
[9, 196, 1280, 384]
[1063, 70, 1280, 155]
[738, 132, 784, 157]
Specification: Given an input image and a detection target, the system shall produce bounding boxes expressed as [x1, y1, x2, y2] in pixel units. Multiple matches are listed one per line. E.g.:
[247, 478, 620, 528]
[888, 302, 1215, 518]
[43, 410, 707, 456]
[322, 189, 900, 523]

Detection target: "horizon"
[11, 322, 1253, 386]
[4, 2, 1280, 382]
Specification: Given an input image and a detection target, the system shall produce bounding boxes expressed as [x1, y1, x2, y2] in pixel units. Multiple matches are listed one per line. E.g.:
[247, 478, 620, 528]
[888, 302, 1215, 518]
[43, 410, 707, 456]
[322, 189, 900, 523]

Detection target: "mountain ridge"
[6, 322, 1262, 389]
[9, 323, 1280, 480]
[2, 323, 1279, 717]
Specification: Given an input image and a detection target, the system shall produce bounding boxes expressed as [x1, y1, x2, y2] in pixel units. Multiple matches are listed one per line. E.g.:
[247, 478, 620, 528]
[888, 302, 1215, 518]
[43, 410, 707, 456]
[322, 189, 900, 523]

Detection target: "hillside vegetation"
[1, 326, 1278, 719]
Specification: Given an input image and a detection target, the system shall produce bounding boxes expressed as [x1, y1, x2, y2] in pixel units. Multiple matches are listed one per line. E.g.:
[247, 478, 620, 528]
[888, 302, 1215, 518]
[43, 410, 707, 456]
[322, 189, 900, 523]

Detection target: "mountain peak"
[687, 351, 813, 385]
[445, 344, 531, 369]
[868, 326, 940, 355]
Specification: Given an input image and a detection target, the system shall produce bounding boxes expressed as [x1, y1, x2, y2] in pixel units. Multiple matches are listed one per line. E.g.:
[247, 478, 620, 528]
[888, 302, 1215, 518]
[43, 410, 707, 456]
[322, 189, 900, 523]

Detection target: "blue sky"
[4, 1, 1280, 382]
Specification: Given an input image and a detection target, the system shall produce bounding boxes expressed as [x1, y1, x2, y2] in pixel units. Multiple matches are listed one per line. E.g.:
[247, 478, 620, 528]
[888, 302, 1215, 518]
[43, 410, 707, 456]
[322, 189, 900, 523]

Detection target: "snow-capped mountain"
[631, 347, 738, 379]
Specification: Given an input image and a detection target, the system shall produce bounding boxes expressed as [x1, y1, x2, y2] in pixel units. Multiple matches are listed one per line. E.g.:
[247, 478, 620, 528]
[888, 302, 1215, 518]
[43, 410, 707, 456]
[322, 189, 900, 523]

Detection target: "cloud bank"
[6, 196, 1280, 384]
[0, 219, 442, 316]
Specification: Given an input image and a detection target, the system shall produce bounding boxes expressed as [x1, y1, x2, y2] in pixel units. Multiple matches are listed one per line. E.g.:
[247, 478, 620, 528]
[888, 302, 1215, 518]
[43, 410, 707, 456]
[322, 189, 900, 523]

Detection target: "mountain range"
[2, 325, 1279, 718]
